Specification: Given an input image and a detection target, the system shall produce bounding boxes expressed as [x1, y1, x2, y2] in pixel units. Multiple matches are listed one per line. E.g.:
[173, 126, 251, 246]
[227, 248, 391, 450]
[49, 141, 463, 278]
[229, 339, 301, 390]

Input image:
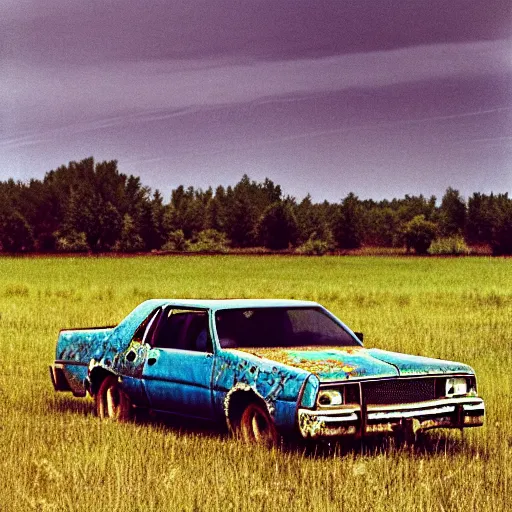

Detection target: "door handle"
[148, 357, 157, 366]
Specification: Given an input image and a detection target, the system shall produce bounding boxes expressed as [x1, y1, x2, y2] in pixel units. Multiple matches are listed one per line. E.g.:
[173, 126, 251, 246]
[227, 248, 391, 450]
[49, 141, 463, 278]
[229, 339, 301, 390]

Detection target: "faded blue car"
[50, 299, 485, 444]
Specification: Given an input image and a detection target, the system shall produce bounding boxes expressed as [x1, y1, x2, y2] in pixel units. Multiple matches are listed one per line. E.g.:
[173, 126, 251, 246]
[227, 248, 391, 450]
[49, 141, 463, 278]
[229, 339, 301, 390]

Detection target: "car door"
[141, 307, 215, 419]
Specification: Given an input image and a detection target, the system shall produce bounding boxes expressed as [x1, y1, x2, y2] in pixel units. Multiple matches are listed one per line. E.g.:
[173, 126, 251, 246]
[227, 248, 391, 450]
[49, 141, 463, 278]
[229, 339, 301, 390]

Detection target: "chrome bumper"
[298, 397, 485, 439]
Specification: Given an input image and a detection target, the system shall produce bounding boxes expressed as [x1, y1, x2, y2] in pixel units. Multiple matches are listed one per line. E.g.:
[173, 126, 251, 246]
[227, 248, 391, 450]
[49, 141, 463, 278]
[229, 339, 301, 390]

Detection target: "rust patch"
[237, 347, 359, 377]
[224, 382, 274, 431]
[298, 410, 357, 438]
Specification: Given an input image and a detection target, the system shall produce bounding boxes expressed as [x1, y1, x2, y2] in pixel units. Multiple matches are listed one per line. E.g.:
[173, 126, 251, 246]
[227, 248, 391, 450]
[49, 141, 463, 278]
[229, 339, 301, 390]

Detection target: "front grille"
[362, 378, 436, 405]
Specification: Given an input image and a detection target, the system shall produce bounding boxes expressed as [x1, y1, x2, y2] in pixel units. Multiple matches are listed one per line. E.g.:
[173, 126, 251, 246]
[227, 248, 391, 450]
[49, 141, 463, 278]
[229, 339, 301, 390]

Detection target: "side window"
[183, 313, 211, 352]
[132, 308, 163, 344]
[151, 309, 212, 352]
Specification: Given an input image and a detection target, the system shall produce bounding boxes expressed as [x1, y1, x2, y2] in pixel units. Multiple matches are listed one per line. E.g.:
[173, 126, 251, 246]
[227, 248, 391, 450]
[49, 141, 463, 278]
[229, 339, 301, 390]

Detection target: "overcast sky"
[1, 0, 511, 202]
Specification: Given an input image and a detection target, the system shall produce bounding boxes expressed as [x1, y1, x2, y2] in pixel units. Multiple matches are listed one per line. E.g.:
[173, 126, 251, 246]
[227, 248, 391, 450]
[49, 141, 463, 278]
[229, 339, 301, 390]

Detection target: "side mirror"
[354, 332, 364, 342]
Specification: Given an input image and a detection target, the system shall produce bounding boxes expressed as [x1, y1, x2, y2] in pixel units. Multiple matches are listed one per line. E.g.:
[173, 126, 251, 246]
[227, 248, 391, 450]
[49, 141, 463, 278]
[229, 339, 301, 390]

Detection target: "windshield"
[214, 307, 360, 349]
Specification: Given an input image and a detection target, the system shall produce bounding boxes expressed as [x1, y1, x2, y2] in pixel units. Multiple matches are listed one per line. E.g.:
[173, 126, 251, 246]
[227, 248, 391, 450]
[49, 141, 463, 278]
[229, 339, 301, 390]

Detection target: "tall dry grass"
[0, 255, 510, 511]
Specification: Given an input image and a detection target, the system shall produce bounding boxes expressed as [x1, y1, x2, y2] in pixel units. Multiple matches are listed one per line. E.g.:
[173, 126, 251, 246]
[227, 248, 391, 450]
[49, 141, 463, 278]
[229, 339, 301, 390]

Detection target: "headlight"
[445, 377, 467, 396]
[318, 390, 343, 407]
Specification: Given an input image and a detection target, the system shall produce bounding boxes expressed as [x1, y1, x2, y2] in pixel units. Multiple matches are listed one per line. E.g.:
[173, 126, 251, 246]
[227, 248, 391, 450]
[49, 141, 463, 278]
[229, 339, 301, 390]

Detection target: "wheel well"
[225, 389, 269, 431]
[89, 367, 116, 396]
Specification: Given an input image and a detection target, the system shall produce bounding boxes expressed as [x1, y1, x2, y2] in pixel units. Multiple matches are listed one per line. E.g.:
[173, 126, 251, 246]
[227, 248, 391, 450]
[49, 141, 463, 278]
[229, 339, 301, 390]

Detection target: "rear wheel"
[239, 402, 279, 447]
[95, 375, 132, 421]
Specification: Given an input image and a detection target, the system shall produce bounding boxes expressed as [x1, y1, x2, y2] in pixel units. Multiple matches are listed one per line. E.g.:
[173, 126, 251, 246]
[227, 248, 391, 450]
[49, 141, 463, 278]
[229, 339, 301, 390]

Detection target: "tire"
[95, 375, 132, 421]
[239, 402, 279, 447]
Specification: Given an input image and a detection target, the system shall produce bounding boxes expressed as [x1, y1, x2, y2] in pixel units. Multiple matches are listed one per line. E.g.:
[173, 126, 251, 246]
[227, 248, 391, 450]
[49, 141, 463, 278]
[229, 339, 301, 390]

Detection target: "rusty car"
[50, 299, 485, 444]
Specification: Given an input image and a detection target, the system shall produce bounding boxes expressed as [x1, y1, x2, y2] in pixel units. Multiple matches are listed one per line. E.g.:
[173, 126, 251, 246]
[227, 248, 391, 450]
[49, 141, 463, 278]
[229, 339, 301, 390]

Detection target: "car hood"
[235, 347, 473, 381]
[367, 348, 474, 377]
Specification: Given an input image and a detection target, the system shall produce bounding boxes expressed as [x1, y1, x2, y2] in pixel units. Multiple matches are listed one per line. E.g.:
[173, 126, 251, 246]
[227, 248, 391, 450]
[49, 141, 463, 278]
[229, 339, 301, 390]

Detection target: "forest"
[0, 157, 511, 255]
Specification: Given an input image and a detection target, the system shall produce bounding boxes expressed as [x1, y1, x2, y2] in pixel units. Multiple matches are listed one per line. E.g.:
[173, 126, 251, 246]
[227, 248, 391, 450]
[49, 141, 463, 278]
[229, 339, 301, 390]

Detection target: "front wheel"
[95, 375, 132, 421]
[239, 402, 279, 447]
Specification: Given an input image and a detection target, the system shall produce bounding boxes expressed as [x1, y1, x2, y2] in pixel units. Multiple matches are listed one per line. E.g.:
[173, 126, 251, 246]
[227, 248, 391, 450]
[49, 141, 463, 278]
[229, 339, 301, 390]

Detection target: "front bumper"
[298, 396, 485, 439]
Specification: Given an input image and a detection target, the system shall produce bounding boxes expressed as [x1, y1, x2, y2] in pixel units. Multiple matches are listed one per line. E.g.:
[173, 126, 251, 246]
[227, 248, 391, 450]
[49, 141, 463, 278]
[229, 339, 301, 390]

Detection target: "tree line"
[0, 157, 511, 255]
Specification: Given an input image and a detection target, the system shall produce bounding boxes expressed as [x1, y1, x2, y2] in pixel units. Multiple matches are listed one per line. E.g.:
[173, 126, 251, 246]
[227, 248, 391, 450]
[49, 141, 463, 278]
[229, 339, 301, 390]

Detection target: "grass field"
[0, 255, 511, 511]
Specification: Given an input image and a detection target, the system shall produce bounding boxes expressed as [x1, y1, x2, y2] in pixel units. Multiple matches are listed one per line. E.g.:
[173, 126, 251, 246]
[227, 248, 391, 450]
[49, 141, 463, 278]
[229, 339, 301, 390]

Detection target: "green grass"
[0, 255, 511, 511]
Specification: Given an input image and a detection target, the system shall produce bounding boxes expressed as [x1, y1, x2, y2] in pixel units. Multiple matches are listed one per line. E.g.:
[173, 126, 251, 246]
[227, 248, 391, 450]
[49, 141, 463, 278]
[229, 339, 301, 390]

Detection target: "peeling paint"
[298, 410, 358, 438]
[299, 410, 326, 438]
[111, 340, 159, 378]
[223, 382, 272, 430]
[57, 327, 113, 362]
[215, 350, 308, 424]
[235, 346, 395, 381]
[240, 348, 358, 375]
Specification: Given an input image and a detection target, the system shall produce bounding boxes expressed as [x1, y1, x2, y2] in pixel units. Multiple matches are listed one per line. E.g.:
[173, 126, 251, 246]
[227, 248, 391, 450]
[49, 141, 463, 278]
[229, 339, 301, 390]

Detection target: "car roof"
[116, 299, 321, 341]
[141, 298, 320, 311]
